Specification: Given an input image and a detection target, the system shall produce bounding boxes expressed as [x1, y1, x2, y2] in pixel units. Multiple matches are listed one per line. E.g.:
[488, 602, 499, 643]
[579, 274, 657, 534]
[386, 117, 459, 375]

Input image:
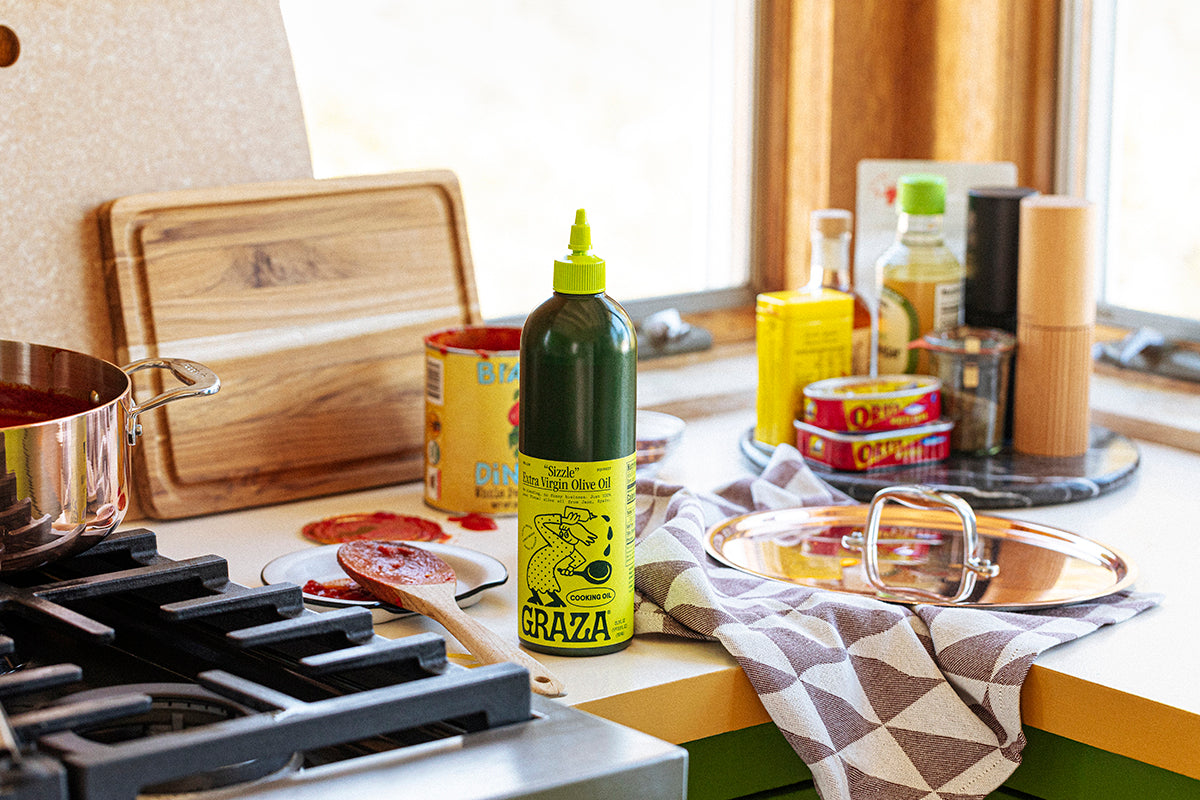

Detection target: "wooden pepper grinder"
[1012, 195, 1097, 456]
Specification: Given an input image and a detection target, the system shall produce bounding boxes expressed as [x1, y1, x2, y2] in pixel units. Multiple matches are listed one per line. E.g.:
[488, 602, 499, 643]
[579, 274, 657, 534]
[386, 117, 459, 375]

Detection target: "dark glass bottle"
[517, 209, 637, 656]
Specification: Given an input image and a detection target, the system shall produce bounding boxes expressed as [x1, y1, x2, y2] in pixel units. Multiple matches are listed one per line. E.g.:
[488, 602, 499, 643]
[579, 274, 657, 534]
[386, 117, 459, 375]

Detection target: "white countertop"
[133, 358, 1200, 780]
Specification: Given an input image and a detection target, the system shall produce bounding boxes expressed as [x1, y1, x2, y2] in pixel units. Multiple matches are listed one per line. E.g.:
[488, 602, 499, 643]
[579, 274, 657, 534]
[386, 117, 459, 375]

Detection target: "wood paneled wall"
[754, 0, 1060, 291]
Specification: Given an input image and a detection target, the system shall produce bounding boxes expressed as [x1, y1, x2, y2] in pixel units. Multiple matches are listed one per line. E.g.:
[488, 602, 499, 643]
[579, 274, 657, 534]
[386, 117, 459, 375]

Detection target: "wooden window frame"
[753, 0, 1060, 294]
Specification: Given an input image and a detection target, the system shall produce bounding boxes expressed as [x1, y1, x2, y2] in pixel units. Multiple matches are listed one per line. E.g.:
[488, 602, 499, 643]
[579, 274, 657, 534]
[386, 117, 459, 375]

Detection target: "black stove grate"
[0, 529, 533, 800]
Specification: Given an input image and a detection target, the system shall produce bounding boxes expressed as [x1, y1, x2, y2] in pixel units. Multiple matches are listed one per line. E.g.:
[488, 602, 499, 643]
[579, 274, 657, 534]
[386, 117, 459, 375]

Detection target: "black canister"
[964, 186, 1039, 331]
[965, 186, 1038, 443]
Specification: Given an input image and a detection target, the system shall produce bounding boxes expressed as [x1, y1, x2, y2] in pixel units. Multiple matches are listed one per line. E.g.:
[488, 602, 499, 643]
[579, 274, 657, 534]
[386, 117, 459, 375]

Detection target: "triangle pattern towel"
[633, 445, 1161, 800]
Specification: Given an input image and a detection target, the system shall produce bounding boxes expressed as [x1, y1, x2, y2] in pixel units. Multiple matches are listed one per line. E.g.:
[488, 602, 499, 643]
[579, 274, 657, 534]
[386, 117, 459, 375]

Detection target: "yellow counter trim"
[574, 666, 770, 745]
[1023, 664, 1200, 781]
[577, 658, 1200, 783]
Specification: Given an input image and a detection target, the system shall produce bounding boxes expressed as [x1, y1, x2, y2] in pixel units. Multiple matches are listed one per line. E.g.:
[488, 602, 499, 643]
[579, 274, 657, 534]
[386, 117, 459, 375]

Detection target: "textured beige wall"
[0, 0, 312, 362]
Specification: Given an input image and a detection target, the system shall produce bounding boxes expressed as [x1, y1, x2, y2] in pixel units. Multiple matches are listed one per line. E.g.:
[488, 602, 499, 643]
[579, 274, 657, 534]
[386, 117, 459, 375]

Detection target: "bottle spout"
[553, 208, 606, 294]
[568, 208, 592, 253]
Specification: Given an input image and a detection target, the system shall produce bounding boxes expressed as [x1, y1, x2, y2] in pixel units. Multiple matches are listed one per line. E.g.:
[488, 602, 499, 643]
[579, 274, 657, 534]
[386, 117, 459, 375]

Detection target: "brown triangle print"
[915, 628, 937, 660]
[842, 761, 932, 800]
[886, 726, 999, 792]
[760, 625, 849, 674]
[729, 598, 816, 626]
[968, 698, 1006, 744]
[1000, 734, 1026, 764]
[801, 681, 882, 751]
[990, 650, 1039, 686]
[804, 600, 908, 647]
[635, 557, 701, 598]
[849, 654, 943, 723]
[936, 628, 1024, 681]
[710, 571, 778, 598]
[740, 659, 802, 695]
[781, 730, 837, 764]
[666, 602, 739, 636]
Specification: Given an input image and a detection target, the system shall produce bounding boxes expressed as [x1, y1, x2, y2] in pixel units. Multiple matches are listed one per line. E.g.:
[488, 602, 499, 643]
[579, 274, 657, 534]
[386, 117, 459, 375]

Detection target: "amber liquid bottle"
[811, 209, 873, 375]
[876, 174, 965, 374]
[517, 209, 637, 656]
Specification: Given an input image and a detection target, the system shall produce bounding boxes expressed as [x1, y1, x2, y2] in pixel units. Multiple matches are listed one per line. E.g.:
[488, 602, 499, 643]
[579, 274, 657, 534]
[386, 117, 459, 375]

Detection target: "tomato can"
[424, 326, 522, 515]
[795, 419, 953, 471]
[802, 375, 941, 433]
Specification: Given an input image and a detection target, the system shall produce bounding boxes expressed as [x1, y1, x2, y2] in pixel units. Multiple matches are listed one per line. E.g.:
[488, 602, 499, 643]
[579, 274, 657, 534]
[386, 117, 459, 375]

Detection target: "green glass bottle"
[517, 209, 637, 656]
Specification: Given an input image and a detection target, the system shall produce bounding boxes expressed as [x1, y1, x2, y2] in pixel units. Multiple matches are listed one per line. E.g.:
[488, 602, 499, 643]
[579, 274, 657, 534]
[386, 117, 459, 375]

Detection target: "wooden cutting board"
[101, 171, 482, 519]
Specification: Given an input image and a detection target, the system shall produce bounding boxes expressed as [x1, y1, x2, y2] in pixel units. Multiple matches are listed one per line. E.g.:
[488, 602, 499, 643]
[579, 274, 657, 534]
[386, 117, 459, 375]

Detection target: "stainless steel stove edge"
[216, 697, 687, 800]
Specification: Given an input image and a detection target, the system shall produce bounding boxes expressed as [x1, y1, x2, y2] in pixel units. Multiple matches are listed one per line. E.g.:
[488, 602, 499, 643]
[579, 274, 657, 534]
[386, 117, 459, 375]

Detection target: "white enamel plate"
[261, 542, 508, 623]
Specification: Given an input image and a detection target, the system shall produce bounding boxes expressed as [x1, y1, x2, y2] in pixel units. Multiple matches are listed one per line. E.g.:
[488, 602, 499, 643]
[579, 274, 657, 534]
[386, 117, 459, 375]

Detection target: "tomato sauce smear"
[301, 511, 450, 545]
[337, 541, 455, 586]
[302, 578, 377, 602]
[448, 512, 499, 531]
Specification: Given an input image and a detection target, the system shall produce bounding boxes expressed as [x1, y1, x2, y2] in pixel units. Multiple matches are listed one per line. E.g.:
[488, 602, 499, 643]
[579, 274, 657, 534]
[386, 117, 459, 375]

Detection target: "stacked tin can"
[794, 376, 952, 471]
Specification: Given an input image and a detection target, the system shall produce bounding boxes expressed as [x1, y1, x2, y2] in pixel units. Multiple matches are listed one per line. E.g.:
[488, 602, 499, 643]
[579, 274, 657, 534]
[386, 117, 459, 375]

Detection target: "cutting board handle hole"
[0, 26, 19, 68]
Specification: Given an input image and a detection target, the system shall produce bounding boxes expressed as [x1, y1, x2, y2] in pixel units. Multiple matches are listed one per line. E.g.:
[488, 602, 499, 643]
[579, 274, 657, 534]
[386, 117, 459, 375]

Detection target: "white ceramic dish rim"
[261, 541, 508, 619]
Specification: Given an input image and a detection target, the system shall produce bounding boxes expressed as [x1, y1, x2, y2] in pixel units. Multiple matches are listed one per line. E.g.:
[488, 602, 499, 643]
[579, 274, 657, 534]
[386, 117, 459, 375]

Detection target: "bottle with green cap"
[517, 208, 636, 656]
[875, 173, 965, 374]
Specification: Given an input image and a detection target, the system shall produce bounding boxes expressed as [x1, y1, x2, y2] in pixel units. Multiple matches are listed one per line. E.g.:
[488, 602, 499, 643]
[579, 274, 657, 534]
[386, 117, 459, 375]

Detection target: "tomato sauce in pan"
[0, 383, 97, 428]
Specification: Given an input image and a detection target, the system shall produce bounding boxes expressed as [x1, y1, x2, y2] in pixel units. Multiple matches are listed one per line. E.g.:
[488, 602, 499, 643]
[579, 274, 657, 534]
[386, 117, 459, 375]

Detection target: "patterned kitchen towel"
[632, 445, 1162, 800]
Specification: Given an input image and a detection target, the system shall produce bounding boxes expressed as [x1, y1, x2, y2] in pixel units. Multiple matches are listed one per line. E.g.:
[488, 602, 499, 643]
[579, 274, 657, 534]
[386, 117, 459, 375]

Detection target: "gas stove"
[0, 529, 685, 799]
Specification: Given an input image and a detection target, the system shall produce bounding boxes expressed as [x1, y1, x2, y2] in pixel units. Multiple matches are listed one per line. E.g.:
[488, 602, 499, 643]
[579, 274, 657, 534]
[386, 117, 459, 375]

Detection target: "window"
[279, 0, 756, 321]
[1062, 0, 1200, 342]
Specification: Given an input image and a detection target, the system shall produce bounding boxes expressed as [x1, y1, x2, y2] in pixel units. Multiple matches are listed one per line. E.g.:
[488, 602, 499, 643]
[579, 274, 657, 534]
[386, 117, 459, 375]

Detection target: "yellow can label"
[424, 327, 522, 515]
[517, 453, 636, 652]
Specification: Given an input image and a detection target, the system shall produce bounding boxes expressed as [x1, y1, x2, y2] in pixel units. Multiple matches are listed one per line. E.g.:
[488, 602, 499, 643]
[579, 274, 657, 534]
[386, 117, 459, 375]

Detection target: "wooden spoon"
[337, 540, 565, 697]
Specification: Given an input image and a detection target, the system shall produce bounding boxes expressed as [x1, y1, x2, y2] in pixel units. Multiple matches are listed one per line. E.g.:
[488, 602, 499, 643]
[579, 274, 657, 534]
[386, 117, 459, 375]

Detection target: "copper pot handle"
[121, 358, 221, 445]
[842, 485, 1000, 604]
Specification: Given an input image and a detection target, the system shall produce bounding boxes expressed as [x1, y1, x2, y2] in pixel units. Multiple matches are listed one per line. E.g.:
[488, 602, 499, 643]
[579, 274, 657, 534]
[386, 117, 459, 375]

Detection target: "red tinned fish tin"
[802, 375, 941, 433]
[794, 419, 953, 471]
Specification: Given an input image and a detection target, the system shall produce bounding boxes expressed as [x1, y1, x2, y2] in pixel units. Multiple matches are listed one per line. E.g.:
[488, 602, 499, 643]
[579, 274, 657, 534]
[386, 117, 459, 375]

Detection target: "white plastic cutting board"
[0, 0, 313, 361]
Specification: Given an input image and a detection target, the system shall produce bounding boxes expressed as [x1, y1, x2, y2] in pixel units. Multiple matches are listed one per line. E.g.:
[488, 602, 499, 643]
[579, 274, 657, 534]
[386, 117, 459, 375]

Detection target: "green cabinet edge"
[682, 723, 1200, 800]
[1007, 727, 1200, 800]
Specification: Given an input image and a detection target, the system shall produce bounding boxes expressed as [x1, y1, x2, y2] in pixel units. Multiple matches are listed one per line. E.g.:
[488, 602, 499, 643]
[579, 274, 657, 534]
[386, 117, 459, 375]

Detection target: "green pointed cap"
[897, 173, 947, 215]
[553, 208, 605, 294]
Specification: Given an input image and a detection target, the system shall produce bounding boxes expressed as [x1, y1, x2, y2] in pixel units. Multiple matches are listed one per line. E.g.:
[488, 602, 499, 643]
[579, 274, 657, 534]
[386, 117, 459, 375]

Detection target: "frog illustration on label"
[522, 505, 606, 608]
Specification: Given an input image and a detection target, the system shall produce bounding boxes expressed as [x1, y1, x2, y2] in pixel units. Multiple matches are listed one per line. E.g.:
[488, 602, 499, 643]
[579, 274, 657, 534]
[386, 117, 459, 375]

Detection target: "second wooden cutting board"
[101, 170, 482, 519]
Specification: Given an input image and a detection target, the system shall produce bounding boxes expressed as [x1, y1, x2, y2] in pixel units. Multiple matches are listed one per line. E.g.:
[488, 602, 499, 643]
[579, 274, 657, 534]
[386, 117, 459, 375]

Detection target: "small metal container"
[795, 419, 952, 472]
[802, 375, 941, 433]
[423, 326, 522, 515]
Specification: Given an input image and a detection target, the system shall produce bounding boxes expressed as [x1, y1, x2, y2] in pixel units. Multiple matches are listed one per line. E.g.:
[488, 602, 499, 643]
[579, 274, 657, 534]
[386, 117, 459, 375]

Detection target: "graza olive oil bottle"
[517, 209, 637, 656]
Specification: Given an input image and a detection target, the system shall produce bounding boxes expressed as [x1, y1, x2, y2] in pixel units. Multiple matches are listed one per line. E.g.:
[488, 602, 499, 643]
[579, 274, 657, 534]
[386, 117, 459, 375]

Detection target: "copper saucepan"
[0, 340, 219, 572]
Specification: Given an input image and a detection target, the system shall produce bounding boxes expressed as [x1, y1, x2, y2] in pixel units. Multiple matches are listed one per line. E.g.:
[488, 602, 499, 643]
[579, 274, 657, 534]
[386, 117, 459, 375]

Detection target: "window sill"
[1092, 367, 1200, 454]
[636, 306, 756, 420]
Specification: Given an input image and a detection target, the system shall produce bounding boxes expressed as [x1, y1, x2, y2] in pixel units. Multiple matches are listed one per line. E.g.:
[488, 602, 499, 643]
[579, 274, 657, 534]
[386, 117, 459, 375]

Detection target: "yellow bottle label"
[882, 276, 964, 373]
[517, 452, 636, 653]
[877, 286, 920, 374]
[884, 276, 963, 334]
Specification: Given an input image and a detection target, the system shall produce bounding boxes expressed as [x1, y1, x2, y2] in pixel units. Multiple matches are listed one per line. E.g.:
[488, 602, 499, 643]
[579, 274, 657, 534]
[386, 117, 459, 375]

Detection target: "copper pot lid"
[704, 485, 1136, 609]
